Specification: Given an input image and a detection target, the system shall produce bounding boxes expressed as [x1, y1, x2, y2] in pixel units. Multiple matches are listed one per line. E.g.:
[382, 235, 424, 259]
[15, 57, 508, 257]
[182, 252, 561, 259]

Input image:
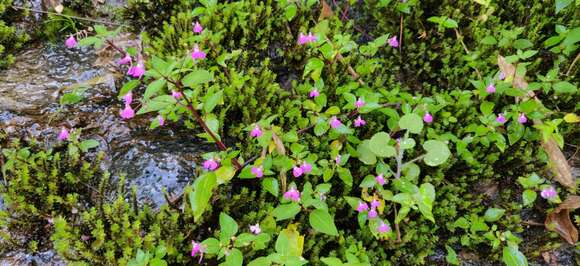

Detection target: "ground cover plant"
[0, 0, 579, 265]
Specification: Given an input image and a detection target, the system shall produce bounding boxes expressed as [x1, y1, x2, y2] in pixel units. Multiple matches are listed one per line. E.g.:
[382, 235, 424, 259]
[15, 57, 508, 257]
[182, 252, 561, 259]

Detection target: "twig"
[522, 220, 544, 226]
[399, 15, 403, 53]
[393, 205, 402, 242]
[11, 5, 125, 27]
[402, 154, 426, 167]
[565, 52, 580, 76]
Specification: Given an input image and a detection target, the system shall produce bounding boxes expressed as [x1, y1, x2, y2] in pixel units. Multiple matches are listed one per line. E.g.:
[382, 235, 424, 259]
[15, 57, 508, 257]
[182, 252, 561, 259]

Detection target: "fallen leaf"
[54, 4, 64, 13]
[545, 195, 580, 245]
[271, 131, 286, 155]
[319, 0, 334, 21]
[498, 55, 575, 188]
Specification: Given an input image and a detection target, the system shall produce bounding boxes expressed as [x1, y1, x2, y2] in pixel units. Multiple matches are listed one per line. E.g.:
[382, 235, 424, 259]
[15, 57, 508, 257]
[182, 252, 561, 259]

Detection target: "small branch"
[105, 39, 126, 55]
[393, 205, 402, 242]
[11, 5, 124, 27]
[522, 220, 544, 226]
[399, 15, 404, 53]
[402, 154, 425, 167]
[565, 52, 580, 76]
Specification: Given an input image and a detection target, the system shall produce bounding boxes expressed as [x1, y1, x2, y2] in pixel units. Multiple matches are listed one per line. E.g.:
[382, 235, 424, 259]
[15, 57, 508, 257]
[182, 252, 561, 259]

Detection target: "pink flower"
[58, 127, 69, 141]
[518, 113, 527, 124]
[354, 116, 366, 127]
[250, 125, 263, 138]
[158, 115, 165, 126]
[368, 208, 378, 219]
[486, 83, 496, 94]
[283, 187, 301, 202]
[298, 32, 317, 45]
[307, 32, 317, 43]
[375, 174, 385, 186]
[120, 104, 135, 120]
[355, 98, 365, 108]
[329, 116, 342, 129]
[423, 113, 433, 123]
[118, 54, 132, 65]
[371, 199, 380, 208]
[499, 71, 506, 80]
[191, 240, 204, 263]
[335, 155, 341, 165]
[202, 159, 219, 171]
[249, 223, 261, 234]
[356, 201, 369, 213]
[378, 221, 390, 233]
[127, 62, 145, 78]
[496, 114, 507, 124]
[191, 44, 206, 60]
[388, 36, 399, 47]
[193, 21, 203, 33]
[123, 91, 133, 105]
[65, 35, 77, 48]
[309, 89, 320, 98]
[171, 90, 183, 99]
[301, 162, 312, 174]
[292, 166, 303, 178]
[251, 166, 263, 178]
[540, 186, 557, 199]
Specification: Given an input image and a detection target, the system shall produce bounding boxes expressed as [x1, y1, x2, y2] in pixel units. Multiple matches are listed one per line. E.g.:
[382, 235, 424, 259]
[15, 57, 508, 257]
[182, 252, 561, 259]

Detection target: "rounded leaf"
[422, 140, 451, 166]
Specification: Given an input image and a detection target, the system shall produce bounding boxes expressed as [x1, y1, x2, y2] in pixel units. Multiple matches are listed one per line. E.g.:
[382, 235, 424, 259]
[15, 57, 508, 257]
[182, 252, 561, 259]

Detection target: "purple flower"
[249, 223, 261, 234]
[354, 116, 366, 127]
[251, 166, 263, 178]
[486, 83, 496, 94]
[191, 44, 206, 60]
[158, 115, 165, 126]
[368, 208, 378, 219]
[127, 62, 145, 78]
[301, 162, 312, 174]
[388, 36, 399, 48]
[283, 187, 301, 202]
[496, 114, 507, 124]
[118, 54, 132, 65]
[120, 104, 135, 120]
[250, 125, 263, 138]
[307, 32, 317, 43]
[356, 201, 369, 213]
[378, 221, 390, 233]
[123, 91, 133, 105]
[423, 113, 433, 123]
[499, 71, 506, 80]
[371, 199, 380, 208]
[355, 98, 365, 108]
[191, 240, 204, 263]
[375, 174, 385, 186]
[65, 35, 77, 49]
[298, 32, 317, 45]
[518, 113, 527, 124]
[292, 166, 303, 178]
[202, 159, 219, 171]
[171, 90, 183, 99]
[193, 21, 203, 34]
[309, 89, 320, 98]
[329, 116, 342, 129]
[540, 186, 557, 199]
[58, 127, 69, 141]
[335, 155, 341, 165]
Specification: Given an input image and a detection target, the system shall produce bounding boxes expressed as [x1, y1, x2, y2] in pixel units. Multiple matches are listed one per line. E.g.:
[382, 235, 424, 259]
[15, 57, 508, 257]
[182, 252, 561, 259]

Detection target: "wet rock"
[0, 250, 65, 266]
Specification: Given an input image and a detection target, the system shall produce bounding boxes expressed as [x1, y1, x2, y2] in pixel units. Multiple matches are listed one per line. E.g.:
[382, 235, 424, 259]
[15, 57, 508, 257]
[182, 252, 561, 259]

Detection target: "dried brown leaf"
[271, 131, 286, 155]
[545, 195, 580, 245]
[319, 0, 334, 21]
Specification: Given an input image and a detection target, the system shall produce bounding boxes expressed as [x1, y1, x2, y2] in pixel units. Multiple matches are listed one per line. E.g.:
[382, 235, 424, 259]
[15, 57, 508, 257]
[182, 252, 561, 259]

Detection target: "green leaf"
[272, 203, 301, 221]
[275, 225, 304, 257]
[219, 213, 239, 243]
[442, 18, 458, 28]
[513, 39, 533, 50]
[369, 132, 396, 157]
[502, 245, 528, 266]
[481, 36, 497, 45]
[508, 123, 524, 145]
[284, 4, 297, 21]
[356, 140, 377, 165]
[262, 178, 279, 197]
[60, 91, 85, 105]
[399, 114, 423, 134]
[314, 118, 330, 136]
[337, 167, 353, 187]
[321, 257, 344, 266]
[137, 95, 176, 114]
[248, 257, 272, 266]
[480, 101, 495, 116]
[416, 183, 436, 223]
[204, 90, 224, 113]
[182, 69, 214, 88]
[222, 248, 243, 266]
[422, 140, 451, 166]
[309, 209, 339, 236]
[445, 245, 460, 265]
[484, 208, 506, 222]
[555, 0, 573, 13]
[119, 80, 141, 97]
[303, 58, 324, 81]
[201, 238, 220, 254]
[215, 165, 236, 185]
[553, 81, 577, 94]
[189, 172, 217, 222]
[144, 79, 166, 100]
[522, 190, 537, 206]
[79, 139, 99, 152]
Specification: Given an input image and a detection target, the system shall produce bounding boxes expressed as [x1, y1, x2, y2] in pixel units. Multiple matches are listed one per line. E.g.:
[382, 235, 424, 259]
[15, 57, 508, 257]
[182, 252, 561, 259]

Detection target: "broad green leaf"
[275, 224, 304, 257]
[309, 209, 339, 236]
[119, 79, 140, 97]
[222, 248, 243, 266]
[285, 4, 297, 21]
[215, 165, 236, 184]
[417, 183, 435, 222]
[262, 178, 279, 197]
[555, 0, 573, 13]
[553, 81, 577, 94]
[204, 90, 224, 113]
[143, 79, 166, 100]
[522, 190, 537, 206]
[272, 203, 301, 221]
[357, 140, 377, 165]
[502, 245, 528, 266]
[248, 257, 272, 266]
[484, 208, 506, 222]
[399, 114, 423, 134]
[369, 132, 396, 157]
[137, 95, 176, 114]
[303, 58, 324, 81]
[79, 139, 99, 152]
[189, 172, 217, 222]
[219, 212, 239, 243]
[182, 69, 214, 88]
[201, 238, 220, 254]
[445, 245, 460, 265]
[422, 140, 451, 166]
